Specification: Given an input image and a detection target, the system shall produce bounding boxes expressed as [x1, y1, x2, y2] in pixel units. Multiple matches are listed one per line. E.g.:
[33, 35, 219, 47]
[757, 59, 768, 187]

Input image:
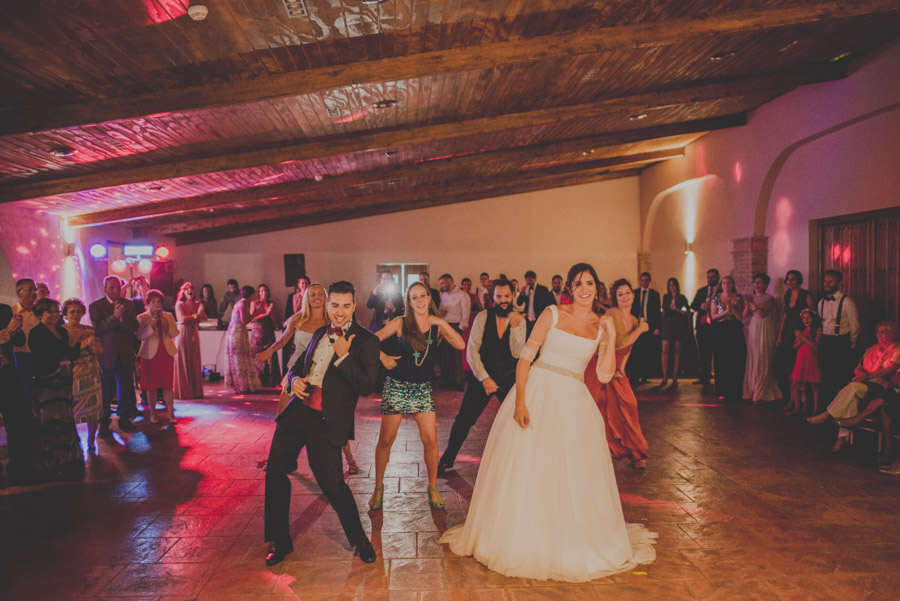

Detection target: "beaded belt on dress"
[532, 360, 584, 382]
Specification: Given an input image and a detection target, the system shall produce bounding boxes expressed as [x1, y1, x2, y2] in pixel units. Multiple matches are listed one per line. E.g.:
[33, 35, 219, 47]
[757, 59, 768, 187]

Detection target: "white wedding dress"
[441, 306, 657, 582]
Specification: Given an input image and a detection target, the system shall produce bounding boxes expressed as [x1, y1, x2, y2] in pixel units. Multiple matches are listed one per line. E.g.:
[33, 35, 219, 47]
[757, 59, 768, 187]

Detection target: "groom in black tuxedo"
[263, 281, 381, 566]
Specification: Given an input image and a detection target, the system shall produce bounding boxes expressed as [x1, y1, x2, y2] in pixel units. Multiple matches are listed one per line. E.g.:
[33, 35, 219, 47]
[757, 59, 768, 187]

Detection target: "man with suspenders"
[817, 270, 860, 404]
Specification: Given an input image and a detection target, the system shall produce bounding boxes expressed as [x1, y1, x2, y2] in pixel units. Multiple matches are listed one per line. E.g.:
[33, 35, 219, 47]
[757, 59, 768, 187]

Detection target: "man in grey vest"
[438, 278, 525, 473]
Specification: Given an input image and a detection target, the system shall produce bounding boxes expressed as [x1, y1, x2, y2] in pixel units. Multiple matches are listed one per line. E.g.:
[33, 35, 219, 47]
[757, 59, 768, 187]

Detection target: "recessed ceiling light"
[387, 180, 398, 185]
[383, 150, 397, 158]
[314, 174, 324, 182]
[361, 0, 388, 4]
[373, 99, 397, 109]
[147, 184, 165, 192]
[187, 4, 209, 20]
[710, 50, 735, 61]
[581, 149, 596, 156]
[49, 145, 76, 157]
[629, 113, 648, 121]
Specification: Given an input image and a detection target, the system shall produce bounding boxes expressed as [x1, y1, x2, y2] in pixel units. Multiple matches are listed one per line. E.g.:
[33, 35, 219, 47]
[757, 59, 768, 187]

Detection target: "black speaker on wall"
[283, 254, 306, 287]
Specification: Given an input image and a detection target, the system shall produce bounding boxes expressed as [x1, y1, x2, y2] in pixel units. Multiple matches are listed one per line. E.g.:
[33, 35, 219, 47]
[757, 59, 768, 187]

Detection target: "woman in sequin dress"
[62, 298, 103, 452]
[369, 282, 465, 511]
[226, 286, 262, 394]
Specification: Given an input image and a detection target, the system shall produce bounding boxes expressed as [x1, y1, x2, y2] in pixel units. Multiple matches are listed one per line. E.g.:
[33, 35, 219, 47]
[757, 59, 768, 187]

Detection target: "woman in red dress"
[137, 290, 179, 424]
[174, 282, 206, 400]
[584, 278, 650, 468]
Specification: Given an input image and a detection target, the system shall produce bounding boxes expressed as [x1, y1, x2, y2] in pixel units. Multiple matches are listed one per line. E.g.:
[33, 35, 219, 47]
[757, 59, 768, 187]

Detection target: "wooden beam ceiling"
[170, 170, 642, 245]
[0, 0, 892, 136]
[5, 106, 746, 205]
[129, 149, 680, 234]
[70, 147, 686, 227]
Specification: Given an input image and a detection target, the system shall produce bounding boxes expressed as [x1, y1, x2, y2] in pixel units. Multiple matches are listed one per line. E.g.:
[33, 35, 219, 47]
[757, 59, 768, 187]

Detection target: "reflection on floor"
[1, 381, 899, 600]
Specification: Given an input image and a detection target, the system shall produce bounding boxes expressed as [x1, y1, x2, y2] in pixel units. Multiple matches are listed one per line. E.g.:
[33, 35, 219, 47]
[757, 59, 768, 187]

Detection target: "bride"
[440, 263, 657, 582]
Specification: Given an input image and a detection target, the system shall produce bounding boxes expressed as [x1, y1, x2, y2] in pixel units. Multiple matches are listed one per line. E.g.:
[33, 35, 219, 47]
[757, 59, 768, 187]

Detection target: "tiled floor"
[1, 381, 899, 601]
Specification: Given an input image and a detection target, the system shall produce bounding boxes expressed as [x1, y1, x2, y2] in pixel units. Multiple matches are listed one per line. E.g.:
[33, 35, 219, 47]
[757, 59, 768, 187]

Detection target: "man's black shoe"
[265, 540, 293, 566]
[117, 418, 137, 432]
[437, 459, 454, 475]
[356, 535, 376, 563]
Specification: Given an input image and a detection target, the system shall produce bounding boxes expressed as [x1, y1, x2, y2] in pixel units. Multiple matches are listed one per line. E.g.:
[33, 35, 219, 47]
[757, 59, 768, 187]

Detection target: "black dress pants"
[819, 335, 853, 407]
[0, 363, 31, 481]
[696, 324, 715, 384]
[264, 404, 364, 545]
[440, 372, 514, 465]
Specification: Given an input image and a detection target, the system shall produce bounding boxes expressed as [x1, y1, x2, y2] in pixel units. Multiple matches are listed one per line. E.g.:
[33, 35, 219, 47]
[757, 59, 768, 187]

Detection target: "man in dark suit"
[629, 272, 662, 384]
[418, 272, 441, 308]
[1, 300, 31, 485]
[690, 268, 721, 387]
[516, 270, 555, 335]
[89, 276, 140, 432]
[366, 270, 403, 332]
[263, 281, 380, 566]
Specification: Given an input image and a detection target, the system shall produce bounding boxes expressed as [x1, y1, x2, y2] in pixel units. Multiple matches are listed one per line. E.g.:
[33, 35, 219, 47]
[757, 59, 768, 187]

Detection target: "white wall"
[640, 38, 900, 297]
[176, 177, 641, 325]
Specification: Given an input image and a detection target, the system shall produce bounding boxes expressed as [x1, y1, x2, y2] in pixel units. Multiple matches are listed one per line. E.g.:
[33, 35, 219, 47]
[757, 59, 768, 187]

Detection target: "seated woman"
[828, 370, 899, 465]
[808, 322, 900, 451]
[28, 298, 87, 479]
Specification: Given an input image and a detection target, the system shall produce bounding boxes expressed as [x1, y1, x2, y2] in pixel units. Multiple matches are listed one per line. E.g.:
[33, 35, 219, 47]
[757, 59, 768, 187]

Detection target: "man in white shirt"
[438, 274, 470, 390]
[817, 269, 860, 404]
[475, 272, 492, 310]
[438, 278, 525, 473]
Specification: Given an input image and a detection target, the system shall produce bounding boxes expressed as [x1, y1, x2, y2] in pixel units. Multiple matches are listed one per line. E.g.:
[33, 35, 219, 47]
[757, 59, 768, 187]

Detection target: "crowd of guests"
[4, 263, 898, 488]
[0, 276, 208, 485]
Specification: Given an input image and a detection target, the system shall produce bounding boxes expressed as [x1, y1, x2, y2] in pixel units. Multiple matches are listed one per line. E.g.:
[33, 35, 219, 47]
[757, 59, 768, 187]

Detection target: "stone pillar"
[732, 236, 768, 292]
[637, 252, 652, 278]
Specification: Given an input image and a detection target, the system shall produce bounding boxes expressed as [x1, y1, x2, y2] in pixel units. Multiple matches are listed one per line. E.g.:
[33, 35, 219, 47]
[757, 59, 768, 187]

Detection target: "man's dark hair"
[552, 274, 563, 281]
[491, 278, 514, 296]
[524, 270, 536, 279]
[480, 272, 489, 278]
[420, 271, 429, 278]
[824, 269, 843, 282]
[15, 278, 35, 293]
[227, 278, 238, 287]
[461, 277, 471, 285]
[640, 271, 651, 279]
[707, 269, 720, 277]
[329, 280, 356, 301]
[439, 273, 453, 281]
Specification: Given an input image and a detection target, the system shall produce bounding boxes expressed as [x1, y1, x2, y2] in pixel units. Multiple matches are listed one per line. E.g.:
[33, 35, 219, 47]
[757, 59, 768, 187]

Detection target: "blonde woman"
[257, 284, 360, 473]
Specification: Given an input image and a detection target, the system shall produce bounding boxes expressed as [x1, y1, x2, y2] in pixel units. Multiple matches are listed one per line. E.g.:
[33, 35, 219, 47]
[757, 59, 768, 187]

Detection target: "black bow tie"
[824, 295, 836, 301]
[327, 325, 344, 337]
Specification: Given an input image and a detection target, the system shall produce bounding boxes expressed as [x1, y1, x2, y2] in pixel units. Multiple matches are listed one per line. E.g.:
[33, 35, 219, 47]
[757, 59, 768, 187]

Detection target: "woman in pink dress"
[585, 278, 650, 469]
[137, 290, 179, 424]
[174, 282, 206, 400]
[786, 308, 820, 415]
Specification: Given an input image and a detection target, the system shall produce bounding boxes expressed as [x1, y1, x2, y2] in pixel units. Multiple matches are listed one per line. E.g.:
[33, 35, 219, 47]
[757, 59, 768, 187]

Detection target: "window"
[375, 263, 429, 293]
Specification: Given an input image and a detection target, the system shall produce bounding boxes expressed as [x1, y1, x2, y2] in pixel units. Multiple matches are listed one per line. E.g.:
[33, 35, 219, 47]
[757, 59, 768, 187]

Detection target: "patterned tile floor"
[1, 381, 899, 600]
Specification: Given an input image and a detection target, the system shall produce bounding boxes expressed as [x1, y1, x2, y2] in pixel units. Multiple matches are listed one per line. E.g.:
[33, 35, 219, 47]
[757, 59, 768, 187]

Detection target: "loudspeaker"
[283, 254, 306, 287]
[150, 260, 175, 296]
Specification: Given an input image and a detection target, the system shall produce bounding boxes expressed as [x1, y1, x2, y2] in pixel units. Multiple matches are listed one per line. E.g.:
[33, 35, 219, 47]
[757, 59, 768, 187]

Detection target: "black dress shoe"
[117, 418, 137, 432]
[356, 535, 376, 563]
[265, 540, 293, 566]
[437, 459, 454, 475]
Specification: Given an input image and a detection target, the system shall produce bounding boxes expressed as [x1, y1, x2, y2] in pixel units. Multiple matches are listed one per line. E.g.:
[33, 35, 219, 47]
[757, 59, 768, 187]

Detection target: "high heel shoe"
[427, 486, 446, 510]
[368, 486, 384, 510]
[347, 460, 360, 475]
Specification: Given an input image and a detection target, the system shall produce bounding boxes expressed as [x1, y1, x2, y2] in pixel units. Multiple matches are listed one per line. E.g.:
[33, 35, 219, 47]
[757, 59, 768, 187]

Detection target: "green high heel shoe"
[368, 486, 384, 510]
[427, 487, 445, 510]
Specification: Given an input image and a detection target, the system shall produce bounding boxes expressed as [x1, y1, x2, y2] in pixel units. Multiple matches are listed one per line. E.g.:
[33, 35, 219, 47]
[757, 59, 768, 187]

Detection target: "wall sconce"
[685, 242, 693, 255]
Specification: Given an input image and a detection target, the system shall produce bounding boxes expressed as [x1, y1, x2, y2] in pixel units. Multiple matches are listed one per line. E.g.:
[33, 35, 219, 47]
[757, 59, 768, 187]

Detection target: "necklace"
[412, 329, 434, 367]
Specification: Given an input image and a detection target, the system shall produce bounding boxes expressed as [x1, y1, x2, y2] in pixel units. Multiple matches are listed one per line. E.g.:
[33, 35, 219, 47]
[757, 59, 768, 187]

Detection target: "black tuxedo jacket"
[690, 285, 722, 328]
[517, 284, 555, 319]
[631, 288, 662, 332]
[282, 320, 381, 446]
[0, 303, 15, 366]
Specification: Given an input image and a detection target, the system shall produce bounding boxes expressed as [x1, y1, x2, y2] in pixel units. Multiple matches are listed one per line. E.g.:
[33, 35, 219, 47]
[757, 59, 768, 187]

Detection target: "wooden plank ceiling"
[0, 0, 898, 244]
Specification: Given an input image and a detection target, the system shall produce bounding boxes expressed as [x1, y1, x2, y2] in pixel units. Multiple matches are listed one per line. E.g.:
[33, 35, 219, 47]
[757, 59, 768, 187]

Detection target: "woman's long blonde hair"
[288, 283, 326, 331]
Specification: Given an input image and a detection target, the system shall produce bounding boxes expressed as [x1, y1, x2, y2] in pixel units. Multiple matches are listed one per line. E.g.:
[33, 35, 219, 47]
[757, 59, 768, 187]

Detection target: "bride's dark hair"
[565, 263, 601, 297]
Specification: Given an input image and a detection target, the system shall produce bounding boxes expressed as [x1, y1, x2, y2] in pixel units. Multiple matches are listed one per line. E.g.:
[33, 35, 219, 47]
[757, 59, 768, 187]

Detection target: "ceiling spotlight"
[373, 99, 397, 109]
[383, 150, 397, 158]
[710, 50, 736, 61]
[360, 0, 388, 4]
[387, 180, 398, 185]
[629, 113, 648, 121]
[314, 174, 324, 182]
[187, 4, 209, 20]
[49, 145, 77, 157]
[147, 184, 165, 191]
